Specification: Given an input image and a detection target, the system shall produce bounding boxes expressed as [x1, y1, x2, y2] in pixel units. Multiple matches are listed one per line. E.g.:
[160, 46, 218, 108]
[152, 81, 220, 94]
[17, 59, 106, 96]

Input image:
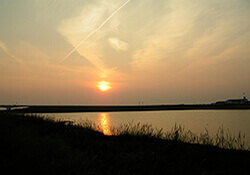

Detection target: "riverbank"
[0, 112, 249, 174]
[1, 104, 250, 113]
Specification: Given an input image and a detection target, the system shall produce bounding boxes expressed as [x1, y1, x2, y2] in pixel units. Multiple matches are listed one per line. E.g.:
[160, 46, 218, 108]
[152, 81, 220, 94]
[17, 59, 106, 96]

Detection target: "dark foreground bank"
[0, 112, 249, 174]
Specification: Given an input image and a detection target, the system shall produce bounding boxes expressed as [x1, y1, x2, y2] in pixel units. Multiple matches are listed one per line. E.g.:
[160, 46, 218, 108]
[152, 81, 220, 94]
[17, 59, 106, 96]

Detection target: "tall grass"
[164, 124, 249, 150]
[112, 122, 164, 138]
[80, 120, 249, 151]
[26, 114, 250, 150]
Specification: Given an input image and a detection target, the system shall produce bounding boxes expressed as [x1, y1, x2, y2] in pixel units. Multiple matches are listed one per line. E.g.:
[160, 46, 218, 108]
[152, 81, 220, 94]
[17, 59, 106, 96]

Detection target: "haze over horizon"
[0, 0, 249, 105]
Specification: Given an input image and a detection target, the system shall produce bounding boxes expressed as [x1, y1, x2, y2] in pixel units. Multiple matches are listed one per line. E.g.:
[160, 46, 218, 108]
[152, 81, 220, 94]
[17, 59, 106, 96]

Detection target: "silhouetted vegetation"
[1, 112, 249, 174]
[111, 122, 249, 150]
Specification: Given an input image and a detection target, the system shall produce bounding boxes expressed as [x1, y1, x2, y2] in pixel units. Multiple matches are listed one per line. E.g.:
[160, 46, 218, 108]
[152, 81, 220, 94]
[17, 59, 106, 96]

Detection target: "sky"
[0, 0, 249, 105]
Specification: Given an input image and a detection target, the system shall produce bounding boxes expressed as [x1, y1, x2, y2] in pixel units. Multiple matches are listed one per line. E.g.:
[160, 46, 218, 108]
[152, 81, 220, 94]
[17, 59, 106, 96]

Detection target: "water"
[43, 110, 250, 142]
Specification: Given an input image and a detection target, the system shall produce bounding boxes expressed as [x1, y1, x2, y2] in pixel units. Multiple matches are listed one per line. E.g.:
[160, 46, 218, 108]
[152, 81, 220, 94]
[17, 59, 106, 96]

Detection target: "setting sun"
[97, 81, 111, 92]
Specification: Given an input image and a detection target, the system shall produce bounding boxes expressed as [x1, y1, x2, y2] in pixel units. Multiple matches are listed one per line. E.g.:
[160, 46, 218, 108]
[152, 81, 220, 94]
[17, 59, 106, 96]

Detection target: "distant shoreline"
[1, 104, 250, 113]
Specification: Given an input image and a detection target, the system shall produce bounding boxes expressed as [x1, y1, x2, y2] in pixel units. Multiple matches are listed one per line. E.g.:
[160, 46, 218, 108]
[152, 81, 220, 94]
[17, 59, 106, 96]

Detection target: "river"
[43, 110, 250, 142]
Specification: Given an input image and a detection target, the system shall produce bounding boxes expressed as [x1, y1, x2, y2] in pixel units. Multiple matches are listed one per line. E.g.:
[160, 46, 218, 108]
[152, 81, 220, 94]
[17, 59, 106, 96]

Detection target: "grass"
[77, 120, 249, 151]
[163, 124, 249, 150]
[0, 112, 249, 174]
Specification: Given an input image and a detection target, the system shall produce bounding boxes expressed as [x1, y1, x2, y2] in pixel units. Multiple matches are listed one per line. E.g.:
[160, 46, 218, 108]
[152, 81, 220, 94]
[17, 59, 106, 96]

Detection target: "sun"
[97, 81, 111, 92]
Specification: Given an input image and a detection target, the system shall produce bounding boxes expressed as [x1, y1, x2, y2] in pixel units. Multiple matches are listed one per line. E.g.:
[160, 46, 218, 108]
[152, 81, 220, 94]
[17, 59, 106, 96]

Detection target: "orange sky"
[0, 0, 249, 104]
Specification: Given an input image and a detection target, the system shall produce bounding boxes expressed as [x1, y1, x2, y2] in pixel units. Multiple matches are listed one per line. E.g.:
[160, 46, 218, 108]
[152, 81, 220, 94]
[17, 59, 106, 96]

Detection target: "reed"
[163, 124, 249, 150]
[111, 122, 164, 139]
[99, 122, 249, 150]
[49, 115, 249, 150]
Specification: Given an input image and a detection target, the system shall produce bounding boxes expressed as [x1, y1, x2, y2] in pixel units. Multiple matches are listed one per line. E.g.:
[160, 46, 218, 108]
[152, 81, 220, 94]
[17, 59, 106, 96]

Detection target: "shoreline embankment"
[1, 104, 250, 113]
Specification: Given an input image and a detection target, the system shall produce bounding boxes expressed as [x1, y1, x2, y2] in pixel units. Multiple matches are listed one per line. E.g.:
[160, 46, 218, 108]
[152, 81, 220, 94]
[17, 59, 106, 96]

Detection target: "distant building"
[226, 96, 248, 104]
[215, 96, 248, 105]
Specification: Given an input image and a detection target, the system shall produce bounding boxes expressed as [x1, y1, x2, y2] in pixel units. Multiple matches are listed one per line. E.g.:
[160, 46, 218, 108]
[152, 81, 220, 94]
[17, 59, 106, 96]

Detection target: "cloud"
[108, 37, 129, 51]
[0, 40, 24, 67]
[57, 0, 132, 75]
[0, 41, 18, 60]
[58, 0, 132, 64]
[0, 41, 8, 54]
[130, 0, 250, 74]
[0, 40, 90, 81]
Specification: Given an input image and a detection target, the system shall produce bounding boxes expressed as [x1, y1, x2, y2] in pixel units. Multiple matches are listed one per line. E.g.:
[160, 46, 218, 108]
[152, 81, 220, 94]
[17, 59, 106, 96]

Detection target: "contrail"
[58, 0, 132, 64]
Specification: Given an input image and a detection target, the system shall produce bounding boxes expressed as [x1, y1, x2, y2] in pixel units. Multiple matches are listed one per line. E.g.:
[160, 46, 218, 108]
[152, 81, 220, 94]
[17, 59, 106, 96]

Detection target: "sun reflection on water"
[99, 113, 112, 135]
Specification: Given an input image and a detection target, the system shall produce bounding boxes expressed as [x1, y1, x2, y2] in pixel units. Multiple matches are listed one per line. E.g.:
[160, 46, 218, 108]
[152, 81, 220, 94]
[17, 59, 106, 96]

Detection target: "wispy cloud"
[58, 0, 132, 66]
[0, 41, 8, 54]
[131, 0, 250, 74]
[0, 40, 23, 66]
[0, 40, 88, 81]
[108, 37, 129, 51]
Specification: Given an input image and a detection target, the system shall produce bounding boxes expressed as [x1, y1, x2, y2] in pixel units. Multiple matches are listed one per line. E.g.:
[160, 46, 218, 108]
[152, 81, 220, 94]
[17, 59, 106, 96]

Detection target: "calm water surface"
[44, 110, 250, 142]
